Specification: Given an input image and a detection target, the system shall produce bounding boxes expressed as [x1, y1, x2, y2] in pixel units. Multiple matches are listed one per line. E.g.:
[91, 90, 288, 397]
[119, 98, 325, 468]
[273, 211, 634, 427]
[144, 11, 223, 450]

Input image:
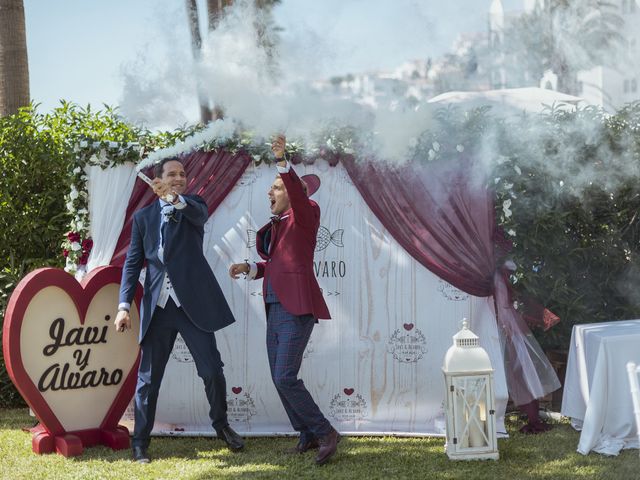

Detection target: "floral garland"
[138, 119, 360, 171]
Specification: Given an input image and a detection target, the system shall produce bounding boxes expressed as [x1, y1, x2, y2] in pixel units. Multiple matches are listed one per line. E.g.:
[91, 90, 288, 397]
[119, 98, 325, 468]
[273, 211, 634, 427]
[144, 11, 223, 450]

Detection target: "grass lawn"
[0, 408, 637, 480]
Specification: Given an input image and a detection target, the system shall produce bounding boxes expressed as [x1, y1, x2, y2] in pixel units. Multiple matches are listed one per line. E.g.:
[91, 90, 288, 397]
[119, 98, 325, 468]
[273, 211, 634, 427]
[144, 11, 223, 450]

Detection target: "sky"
[23, 0, 524, 126]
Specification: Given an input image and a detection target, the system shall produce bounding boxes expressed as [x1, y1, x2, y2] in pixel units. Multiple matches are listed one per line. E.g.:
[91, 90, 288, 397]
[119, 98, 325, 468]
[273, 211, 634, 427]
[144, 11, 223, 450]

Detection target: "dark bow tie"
[270, 214, 289, 224]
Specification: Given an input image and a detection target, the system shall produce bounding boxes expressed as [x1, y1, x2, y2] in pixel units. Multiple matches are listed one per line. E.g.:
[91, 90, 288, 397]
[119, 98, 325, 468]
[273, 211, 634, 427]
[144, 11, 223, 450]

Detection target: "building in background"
[577, 0, 639, 110]
[315, 1, 639, 113]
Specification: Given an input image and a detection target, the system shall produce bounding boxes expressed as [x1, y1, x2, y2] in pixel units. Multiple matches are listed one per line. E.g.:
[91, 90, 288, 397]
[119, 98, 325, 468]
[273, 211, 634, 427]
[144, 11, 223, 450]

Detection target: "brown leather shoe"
[315, 428, 340, 465]
[285, 437, 320, 454]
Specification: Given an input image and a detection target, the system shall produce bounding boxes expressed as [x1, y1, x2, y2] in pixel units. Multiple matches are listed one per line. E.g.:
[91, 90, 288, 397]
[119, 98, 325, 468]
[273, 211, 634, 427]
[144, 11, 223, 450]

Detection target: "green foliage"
[492, 102, 640, 349]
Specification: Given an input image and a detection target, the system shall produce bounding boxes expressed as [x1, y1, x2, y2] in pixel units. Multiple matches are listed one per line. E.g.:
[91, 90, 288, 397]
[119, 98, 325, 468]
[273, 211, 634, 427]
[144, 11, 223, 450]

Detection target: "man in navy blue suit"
[114, 158, 243, 463]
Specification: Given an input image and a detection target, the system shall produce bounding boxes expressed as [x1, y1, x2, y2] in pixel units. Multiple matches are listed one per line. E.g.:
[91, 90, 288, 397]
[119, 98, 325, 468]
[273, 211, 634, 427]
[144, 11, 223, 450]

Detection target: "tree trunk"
[205, 0, 233, 120]
[0, 0, 30, 117]
[207, 0, 233, 32]
[185, 0, 213, 124]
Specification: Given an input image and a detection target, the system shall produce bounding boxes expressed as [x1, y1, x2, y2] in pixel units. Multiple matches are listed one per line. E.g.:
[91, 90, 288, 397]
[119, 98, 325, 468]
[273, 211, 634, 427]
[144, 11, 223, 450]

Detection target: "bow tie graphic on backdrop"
[162, 204, 178, 223]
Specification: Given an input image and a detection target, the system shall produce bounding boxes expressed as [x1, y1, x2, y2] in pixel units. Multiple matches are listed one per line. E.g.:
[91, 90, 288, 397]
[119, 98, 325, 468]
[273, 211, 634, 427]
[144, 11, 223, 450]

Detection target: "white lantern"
[442, 319, 499, 460]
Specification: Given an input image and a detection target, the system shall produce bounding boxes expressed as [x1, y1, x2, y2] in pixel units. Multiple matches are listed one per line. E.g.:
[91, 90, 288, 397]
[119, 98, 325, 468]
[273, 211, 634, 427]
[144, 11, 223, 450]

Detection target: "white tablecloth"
[561, 320, 640, 455]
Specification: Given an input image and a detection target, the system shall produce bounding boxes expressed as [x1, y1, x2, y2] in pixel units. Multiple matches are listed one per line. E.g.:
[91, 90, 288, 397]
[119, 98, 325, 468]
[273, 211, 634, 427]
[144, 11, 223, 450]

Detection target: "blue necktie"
[160, 205, 175, 247]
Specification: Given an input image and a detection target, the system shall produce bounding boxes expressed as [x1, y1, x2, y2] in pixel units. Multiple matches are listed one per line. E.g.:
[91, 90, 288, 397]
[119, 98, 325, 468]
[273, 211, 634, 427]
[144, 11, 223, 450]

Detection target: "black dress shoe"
[285, 437, 320, 454]
[132, 446, 150, 463]
[315, 428, 340, 465]
[215, 425, 244, 451]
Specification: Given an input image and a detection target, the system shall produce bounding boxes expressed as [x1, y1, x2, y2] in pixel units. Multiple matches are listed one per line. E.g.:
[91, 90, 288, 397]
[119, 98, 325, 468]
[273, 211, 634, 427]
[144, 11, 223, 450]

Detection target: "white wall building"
[577, 0, 640, 111]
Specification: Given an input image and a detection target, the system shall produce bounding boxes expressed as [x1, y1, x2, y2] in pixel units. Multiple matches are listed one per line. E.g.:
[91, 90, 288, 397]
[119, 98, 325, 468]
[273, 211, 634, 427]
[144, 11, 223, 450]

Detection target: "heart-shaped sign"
[403, 323, 414, 331]
[3, 267, 142, 456]
[343, 388, 354, 396]
[231, 386, 243, 394]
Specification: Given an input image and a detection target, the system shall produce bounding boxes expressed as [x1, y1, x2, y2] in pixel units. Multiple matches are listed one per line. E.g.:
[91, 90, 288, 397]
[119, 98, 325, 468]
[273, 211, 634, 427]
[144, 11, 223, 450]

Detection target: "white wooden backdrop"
[115, 160, 508, 436]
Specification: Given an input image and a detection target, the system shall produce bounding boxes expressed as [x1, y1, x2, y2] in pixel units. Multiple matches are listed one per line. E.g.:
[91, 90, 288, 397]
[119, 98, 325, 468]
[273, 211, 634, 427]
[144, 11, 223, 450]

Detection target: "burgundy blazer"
[255, 167, 331, 320]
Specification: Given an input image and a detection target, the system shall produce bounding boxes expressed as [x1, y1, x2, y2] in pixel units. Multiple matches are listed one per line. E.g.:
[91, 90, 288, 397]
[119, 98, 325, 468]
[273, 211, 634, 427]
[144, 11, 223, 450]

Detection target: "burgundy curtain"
[343, 156, 560, 406]
[110, 150, 252, 267]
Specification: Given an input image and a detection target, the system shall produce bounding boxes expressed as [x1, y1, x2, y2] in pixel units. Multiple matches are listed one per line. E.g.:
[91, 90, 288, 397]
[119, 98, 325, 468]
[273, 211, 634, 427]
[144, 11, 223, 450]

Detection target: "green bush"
[492, 103, 640, 349]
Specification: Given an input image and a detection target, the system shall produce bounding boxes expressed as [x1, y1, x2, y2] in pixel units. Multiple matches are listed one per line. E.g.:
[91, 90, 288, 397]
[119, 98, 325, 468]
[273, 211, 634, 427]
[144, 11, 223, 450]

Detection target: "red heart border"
[3, 266, 142, 437]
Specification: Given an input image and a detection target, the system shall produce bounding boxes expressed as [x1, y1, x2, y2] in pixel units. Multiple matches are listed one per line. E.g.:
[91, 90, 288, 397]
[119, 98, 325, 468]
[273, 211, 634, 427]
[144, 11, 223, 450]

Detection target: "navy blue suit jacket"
[118, 195, 235, 342]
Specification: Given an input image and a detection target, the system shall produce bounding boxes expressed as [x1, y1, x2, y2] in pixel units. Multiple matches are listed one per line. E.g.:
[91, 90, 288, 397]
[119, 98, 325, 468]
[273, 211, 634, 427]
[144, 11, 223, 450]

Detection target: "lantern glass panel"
[452, 376, 490, 449]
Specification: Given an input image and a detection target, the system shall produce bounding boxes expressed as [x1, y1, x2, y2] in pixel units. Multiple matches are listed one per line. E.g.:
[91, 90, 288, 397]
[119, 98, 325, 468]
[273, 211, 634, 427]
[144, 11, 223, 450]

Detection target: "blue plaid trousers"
[266, 301, 332, 440]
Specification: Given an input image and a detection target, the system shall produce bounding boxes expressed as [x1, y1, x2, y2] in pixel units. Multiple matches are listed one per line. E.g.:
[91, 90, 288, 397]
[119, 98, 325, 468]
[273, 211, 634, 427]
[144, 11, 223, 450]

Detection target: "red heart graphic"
[3, 267, 142, 456]
[232, 387, 242, 394]
[343, 388, 354, 396]
[403, 323, 414, 331]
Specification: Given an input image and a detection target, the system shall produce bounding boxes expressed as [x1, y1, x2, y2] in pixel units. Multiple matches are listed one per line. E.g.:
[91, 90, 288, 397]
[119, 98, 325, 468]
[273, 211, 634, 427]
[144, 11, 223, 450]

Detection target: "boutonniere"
[162, 205, 178, 223]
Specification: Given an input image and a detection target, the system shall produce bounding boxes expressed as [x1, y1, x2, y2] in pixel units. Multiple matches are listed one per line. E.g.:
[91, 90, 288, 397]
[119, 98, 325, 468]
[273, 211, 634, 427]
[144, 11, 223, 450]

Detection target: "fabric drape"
[343, 156, 560, 406]
[86, 161, 138, 271]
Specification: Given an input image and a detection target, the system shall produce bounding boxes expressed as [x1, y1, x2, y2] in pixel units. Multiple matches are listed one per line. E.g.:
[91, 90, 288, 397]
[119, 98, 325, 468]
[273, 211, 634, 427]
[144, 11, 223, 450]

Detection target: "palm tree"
[503, 0, 624, 95]
[0, 0, 30, 117]
[186, 0, 214, 123]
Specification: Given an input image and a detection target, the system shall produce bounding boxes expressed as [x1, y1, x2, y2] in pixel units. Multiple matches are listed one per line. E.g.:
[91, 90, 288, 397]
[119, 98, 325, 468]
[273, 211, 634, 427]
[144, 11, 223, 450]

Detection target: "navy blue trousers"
[133, 298, 228, 448]
[266, 302, 332, 441]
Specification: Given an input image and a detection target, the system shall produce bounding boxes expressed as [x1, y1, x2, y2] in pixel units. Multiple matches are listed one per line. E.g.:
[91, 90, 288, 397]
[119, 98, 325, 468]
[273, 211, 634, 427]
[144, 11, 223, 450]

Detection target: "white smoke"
[118, 0, 446, 163]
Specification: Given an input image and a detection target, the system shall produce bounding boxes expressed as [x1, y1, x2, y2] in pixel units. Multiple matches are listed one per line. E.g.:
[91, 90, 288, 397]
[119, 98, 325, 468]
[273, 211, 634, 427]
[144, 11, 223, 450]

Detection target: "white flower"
[73, 166, 82, 174]
[69, 188, 79, 200]
[77, 208, 88, 215]
[456, 144, 464, 152]
[507, 229, 516, 237]
[343, 147, 355, 155]
[71, 242, 82, 251]
[428, 149, 436, 160]
[559, 180, 564, 187]
[503, 199, 512, 218]
[432, 141, 440, 152]
[66, 202, 74, 212]
[76, 221, 84, 230]
[89, 154, 99, 163]
[494, 177, 501, 184]
[514, 165, 522, 175]
[503, 182, 513, 190]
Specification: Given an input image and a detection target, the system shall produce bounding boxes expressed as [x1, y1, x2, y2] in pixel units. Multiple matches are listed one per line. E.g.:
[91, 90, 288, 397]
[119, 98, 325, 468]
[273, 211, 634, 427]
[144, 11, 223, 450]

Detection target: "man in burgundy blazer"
[229, 134, 339, 465]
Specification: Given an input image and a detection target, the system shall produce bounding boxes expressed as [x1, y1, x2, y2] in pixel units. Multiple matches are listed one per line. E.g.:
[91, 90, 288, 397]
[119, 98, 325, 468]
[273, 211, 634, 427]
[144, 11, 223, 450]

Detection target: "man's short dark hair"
[154, 157, 183, 178]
